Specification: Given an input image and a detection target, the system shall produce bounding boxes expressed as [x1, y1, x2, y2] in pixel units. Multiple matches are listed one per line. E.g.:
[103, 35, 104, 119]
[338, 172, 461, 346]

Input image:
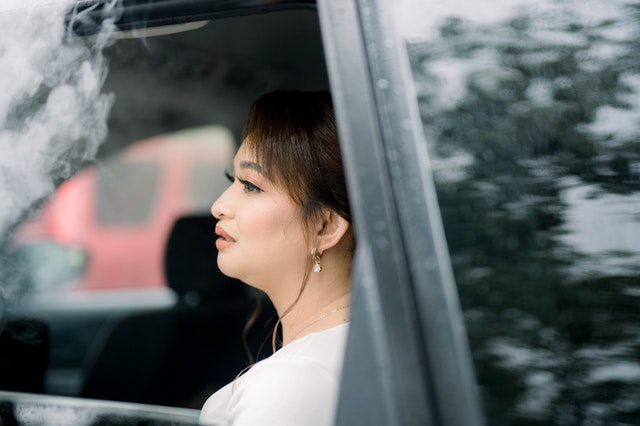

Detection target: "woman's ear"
[317, 209, 350, 252]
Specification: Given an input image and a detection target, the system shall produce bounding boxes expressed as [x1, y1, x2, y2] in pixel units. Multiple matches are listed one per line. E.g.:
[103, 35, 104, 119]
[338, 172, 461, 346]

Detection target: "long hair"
[241, 90, 353, 351]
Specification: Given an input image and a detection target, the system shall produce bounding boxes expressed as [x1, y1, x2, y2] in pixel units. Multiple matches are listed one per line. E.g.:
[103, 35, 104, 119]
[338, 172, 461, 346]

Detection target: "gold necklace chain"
[291, 304, 351, 341]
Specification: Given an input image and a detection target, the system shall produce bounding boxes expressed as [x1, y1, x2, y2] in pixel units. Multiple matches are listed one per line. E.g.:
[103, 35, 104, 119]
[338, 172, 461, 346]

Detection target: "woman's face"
[210, 143, 309, 292]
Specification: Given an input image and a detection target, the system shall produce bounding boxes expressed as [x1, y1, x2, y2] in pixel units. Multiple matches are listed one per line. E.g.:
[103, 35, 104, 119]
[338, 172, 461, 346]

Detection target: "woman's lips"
[215, 225, 236, 250]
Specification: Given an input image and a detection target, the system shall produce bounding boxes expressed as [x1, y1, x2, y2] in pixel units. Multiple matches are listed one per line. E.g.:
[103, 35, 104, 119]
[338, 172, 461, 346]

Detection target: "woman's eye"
[224, 170, 262, 193]
[238, 178, 262, 193]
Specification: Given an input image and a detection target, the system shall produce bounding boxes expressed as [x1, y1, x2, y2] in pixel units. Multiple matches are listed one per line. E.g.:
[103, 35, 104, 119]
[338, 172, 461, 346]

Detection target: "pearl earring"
[311, 247, 323, 273]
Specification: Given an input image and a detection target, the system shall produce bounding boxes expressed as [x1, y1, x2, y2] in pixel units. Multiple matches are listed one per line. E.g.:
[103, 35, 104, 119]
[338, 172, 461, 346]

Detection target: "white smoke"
[0, 1, 118, 309]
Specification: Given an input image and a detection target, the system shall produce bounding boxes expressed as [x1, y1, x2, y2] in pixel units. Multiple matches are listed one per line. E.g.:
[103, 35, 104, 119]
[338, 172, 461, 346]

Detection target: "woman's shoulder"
[225, 358, 338, 425]
[200, 324, 349, 426]
[274, 322, 349, 362]
[225, 324, 349, 425]
[238, 352, 336, 397]
[241, 322, 349, 389]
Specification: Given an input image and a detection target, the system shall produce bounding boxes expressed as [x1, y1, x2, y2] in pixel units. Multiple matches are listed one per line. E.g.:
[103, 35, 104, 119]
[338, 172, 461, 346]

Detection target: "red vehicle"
[16, 126, 233, 292]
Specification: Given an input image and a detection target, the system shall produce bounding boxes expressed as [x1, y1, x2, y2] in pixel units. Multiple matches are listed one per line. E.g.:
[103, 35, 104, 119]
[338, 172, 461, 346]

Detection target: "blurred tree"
[409, 2, 640, 424]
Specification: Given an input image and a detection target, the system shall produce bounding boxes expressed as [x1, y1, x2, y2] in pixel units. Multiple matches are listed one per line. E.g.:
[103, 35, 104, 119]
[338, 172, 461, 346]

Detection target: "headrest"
[164, 215, 244, 304]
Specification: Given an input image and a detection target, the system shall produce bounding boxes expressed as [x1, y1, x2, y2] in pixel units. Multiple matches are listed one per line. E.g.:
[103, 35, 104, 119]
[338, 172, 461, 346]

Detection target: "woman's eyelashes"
[224, 171, 263, 193]
[238, 177, 262, 193]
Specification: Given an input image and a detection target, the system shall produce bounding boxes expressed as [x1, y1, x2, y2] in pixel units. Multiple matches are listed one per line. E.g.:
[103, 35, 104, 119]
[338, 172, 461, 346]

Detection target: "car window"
[404, 0, 640, 424]
[95, 160, 160, 226]
[1, 1, 328, 420]
[15, 126, 235, 294]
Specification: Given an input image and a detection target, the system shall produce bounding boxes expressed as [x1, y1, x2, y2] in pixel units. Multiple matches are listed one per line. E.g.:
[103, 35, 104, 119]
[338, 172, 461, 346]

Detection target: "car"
[1, 0, 638, 425]
[15, 126, 234, 293]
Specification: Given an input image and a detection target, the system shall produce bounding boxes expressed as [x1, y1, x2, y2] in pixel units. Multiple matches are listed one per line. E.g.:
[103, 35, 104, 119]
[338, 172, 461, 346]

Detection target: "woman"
[200, 90, 354, 426]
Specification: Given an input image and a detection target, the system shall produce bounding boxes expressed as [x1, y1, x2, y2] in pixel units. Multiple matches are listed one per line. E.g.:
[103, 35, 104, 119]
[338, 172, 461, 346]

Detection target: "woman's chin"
[216, 256, 242, 280]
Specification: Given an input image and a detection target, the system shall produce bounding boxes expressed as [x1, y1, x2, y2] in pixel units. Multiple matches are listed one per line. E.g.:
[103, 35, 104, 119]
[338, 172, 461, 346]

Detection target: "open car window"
[1, 0, 326, 418]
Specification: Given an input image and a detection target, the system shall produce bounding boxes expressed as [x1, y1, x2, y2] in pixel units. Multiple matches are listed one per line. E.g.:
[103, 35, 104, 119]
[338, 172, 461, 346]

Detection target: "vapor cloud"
[0, 1, 117, 310]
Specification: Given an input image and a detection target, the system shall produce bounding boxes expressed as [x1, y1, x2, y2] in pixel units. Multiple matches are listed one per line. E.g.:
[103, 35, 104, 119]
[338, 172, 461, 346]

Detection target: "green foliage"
[409, 2, 640, 424]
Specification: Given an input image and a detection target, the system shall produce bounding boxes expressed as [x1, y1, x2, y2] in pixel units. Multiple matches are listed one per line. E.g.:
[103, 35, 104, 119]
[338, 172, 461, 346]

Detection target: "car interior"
[79, 215, 276, 408]
[2, 1, 323, 411]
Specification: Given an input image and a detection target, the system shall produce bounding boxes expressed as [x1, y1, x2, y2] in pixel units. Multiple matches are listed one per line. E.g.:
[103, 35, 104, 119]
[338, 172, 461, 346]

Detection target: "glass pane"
[400, 0, 640, 424]
[96, 161, 160, 226]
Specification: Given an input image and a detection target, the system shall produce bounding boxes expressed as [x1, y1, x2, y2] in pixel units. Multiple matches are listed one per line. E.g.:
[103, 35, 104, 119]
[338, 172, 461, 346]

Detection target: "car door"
[325, 1, 640, 425]
[318, 1, 483, 425]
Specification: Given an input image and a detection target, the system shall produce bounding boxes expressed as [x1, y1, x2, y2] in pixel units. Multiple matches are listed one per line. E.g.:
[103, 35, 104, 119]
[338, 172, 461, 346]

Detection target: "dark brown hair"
[241, 90, 353, 351]
[242, 90, 351, 230]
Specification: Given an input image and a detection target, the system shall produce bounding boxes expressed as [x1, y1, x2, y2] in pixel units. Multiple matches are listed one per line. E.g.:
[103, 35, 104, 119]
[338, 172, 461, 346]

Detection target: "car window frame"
[318, 0, 484, 425]
[0, 390, 201, 425]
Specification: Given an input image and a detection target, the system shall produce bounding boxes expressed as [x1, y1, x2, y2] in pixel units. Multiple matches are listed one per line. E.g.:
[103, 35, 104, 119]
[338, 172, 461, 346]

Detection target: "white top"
[200, 323, 349, 426]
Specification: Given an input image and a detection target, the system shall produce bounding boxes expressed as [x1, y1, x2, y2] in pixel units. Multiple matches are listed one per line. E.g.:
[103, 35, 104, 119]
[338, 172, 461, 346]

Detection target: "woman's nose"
[211, 186, 233, 219]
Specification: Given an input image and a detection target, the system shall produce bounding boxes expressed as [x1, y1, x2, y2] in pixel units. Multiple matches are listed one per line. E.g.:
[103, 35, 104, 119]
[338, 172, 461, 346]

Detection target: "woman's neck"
[273, 272, 351, 346]
[254, 242, 352, 346]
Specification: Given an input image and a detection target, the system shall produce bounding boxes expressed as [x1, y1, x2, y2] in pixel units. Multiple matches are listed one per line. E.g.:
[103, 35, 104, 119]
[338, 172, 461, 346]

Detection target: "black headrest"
[164, 215, 244, 304]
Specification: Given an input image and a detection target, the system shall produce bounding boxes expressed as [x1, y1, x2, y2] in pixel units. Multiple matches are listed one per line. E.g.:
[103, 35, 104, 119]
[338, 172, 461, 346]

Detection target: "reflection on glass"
[405, 0, 640, 424]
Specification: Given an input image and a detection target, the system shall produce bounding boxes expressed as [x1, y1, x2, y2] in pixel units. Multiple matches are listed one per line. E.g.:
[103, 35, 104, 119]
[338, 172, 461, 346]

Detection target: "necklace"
[291, 304, 350, 341]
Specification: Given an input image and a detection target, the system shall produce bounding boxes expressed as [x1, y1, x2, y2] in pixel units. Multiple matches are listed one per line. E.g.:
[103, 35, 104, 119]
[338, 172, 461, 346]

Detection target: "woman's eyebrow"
[239, 160, 265, 175]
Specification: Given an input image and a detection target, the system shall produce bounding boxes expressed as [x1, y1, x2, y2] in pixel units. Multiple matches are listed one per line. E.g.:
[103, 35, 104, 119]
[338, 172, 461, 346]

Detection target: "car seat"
[0, 316, 50, 393]
[80, 215, 275, 408]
